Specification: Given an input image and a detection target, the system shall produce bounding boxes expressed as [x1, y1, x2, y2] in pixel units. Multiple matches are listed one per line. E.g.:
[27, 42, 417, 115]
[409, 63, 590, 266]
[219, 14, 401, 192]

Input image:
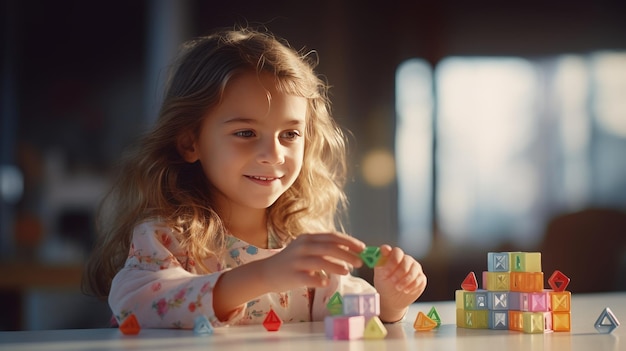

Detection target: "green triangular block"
[427, 306, 441, 326]
[360, 246, 382, 268]
[327, 292, 343, 315]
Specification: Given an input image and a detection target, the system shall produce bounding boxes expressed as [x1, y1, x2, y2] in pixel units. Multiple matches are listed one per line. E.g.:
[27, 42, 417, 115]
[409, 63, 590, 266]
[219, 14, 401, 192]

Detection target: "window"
[396, 52, 626, 257]
[395, 59, 433, 258]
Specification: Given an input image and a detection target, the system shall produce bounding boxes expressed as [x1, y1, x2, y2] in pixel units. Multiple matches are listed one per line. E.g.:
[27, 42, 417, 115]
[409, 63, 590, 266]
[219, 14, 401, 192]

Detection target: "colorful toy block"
[461, 310, 489, 329]
[326, 292, 343, 316]
[456, 289, 488, 310]
[461, 272, 478, 291]
[193, 315, 214, 335]
[325, 315, 365, 340]
[508, 292, 522, 310]
[487, 291, 509, 310]
[483, 271, 510, 291]
[487, 252, 510, 272]
[522, 312, 549, 334]
[456, 290, 473, 310]
[594, 307, 620, 334]
[343, 293, 380, 317]
[519, 291, 550, 312]
[455, 290, 465, 309]
[508, 310, 523, 332]
[510, 252, 542, 272]
[552, 312, 571, 332]
[510, 272, 544, 292]
[414, 311, 438, 331]
[456, 309, 466, 328]
[543, 312, 553, 331]
[488, 310, 509, 329]
[456, 251, 572, 334]
[548, 270, 571, 292]
[119, 313, 140, 335]
[360, 246, 382, 268]
[324, 291, 385, 340]
[427, 306, 442, 327]
[263, 308, 282, 331]
[364, 316, 388, 339]
[550, 291, 571, 312]
[474, 290, 488, 309]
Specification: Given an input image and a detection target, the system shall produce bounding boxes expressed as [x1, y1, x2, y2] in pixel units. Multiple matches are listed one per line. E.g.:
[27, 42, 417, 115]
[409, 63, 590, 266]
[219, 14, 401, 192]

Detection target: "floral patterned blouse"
[108, 220, 376, 329]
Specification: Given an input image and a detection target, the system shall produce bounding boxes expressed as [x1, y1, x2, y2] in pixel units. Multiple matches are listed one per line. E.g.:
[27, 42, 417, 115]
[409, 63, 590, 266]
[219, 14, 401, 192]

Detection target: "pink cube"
[324, 316, 365, 340]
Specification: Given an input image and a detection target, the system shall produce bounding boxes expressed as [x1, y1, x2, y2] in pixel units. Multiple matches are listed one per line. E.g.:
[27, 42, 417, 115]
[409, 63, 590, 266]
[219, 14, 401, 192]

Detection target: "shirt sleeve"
[108, 221, 245, 329]
[310, 273, 377, 321]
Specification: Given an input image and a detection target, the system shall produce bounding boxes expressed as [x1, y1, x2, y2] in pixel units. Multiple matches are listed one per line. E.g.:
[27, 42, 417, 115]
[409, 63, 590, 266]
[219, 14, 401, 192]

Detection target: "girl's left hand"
[373, 245, 427, 322]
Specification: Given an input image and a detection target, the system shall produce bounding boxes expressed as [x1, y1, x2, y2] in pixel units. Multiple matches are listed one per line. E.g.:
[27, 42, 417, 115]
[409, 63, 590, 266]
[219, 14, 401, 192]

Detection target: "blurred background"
[1, 0, 625, 331]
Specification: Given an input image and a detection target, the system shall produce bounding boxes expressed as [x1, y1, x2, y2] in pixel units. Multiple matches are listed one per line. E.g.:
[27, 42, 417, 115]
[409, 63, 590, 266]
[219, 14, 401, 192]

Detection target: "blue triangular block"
[594, 307, 620, 334]
[194, 315, 214, 335]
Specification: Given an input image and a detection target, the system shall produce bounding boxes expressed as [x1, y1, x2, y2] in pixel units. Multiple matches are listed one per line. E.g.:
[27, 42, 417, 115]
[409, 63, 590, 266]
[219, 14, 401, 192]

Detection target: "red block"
[119, 314, 141, 335]
[461, 272, 478, 291]
[263, 309, 283, 332]
[548, 270, 570, 292]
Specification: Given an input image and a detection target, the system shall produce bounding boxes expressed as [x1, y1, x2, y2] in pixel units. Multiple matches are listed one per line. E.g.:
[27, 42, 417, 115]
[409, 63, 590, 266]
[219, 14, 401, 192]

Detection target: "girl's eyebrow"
[284, 119, 306, 127]
[222, 117, 257, 125]
[223, 117, 305, 126]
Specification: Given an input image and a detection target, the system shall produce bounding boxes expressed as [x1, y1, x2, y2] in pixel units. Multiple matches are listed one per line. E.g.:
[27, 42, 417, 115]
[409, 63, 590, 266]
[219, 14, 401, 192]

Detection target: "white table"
[0, 292, 623, 351]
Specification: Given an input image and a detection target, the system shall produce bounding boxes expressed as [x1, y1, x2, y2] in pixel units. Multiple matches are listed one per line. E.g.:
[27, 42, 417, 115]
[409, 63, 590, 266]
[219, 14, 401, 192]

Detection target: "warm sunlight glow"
[362, 149, 396, 187]
[395, 59, 433, 258]
[395, 52, 626, 253]
[437, 57, 540, 246]
[592, 52, 626, 138]
[554, 55, 590, 208]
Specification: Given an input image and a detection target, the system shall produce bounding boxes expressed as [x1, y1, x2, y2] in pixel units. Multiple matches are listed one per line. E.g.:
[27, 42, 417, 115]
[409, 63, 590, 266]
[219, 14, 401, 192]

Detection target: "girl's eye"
[234, 130, 255, 138]
[280, 130, 301, 140]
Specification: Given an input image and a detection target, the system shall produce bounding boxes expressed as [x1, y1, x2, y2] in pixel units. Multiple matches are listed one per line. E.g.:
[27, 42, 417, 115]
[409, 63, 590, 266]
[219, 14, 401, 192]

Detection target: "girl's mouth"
[247, 175, 279, 181]
[245, 175, 283, 185]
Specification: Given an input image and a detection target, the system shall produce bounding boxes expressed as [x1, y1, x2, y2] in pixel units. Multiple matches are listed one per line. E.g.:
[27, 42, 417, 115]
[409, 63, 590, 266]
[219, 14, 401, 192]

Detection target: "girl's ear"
[177, 131, 200, 163]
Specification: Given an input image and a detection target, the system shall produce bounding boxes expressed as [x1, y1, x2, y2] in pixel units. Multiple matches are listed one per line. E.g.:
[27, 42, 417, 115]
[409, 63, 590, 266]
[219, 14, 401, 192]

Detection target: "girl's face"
[183, 71, 307, 216]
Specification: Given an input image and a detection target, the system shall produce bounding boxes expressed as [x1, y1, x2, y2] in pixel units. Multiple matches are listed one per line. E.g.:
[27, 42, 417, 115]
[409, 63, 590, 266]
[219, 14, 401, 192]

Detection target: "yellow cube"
[510, 252, 542, 272]
[456, 308, 466, 328]
[483, 271, 510, 291]
[522, 312, 545, 333]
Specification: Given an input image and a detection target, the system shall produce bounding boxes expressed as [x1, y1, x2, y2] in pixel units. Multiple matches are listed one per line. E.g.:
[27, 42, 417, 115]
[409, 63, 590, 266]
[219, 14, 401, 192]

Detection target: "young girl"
[83, 27, 426, 329]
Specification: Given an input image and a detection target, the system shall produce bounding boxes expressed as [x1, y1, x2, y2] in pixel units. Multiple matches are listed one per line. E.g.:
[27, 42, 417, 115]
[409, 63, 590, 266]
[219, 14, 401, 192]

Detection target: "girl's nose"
[257, 137, 285, 165]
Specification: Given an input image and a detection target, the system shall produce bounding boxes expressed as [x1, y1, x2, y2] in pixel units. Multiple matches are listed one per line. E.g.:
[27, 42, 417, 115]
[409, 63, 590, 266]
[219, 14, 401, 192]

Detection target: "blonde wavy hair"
[83, 27, 349, 299]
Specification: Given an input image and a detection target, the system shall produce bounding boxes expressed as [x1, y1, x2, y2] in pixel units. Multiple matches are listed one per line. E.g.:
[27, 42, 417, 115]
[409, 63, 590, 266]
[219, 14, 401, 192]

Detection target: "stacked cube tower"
[455, 252, 572, 333]
[324, 292, 388, 340]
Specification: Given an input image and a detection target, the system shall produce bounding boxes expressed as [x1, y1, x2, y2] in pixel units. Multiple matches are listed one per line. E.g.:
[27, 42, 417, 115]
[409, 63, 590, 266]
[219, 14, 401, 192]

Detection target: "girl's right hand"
[260, 233, 366, 292]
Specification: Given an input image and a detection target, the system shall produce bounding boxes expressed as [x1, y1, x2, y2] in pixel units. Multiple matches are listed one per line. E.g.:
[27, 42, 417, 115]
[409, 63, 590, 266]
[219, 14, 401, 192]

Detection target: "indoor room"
[1, 0, 625, 336]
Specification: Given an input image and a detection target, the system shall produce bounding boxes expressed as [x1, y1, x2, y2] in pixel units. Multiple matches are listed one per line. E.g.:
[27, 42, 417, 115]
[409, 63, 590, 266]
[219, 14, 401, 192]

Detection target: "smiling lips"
[245, 175, 283, 184]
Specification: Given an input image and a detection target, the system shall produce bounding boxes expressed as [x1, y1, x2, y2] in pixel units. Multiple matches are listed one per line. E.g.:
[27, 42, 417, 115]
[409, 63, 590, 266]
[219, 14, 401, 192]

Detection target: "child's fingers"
[294, 233, 364, 253]
[294, 255, 354, 276]
[313, 232, 366, 253]
[384, 246, 405, 265]
[378, 244, 393, 256]
[375, 246, 405, 277]
[393, 260, 424, 292]
[294, 234, 365, 268]
[387, 254, 413, 284]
